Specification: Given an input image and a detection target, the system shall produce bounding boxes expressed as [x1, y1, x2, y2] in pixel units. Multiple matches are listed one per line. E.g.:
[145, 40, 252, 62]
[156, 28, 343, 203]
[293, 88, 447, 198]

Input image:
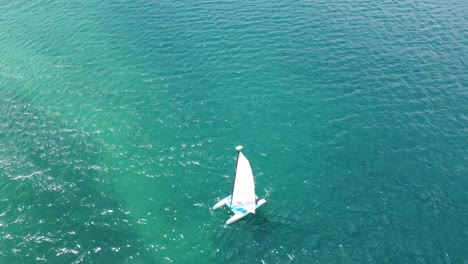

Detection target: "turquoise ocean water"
[1, 0, 467, 263]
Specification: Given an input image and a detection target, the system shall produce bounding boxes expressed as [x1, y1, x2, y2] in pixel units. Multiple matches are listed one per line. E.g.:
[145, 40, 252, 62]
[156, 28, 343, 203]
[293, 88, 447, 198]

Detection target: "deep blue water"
[0, 0, 467, 263]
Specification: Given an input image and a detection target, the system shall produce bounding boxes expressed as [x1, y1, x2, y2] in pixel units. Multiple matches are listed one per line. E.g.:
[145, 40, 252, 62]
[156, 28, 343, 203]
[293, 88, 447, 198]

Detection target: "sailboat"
[213, 146, 267, 225]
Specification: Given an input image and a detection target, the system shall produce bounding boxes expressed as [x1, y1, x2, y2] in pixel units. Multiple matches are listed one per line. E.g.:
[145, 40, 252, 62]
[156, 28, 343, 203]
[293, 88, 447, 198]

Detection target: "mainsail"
[231, 152, 256, 213]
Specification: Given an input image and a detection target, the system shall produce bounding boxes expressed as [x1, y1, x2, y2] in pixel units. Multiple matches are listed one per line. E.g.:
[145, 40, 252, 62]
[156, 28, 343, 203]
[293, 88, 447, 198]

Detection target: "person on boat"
[255, 195, 259, 204]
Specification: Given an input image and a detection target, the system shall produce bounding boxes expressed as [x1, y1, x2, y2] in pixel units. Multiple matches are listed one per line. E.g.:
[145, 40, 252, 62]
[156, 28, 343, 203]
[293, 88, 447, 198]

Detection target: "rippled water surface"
[1, 0, 467, 263]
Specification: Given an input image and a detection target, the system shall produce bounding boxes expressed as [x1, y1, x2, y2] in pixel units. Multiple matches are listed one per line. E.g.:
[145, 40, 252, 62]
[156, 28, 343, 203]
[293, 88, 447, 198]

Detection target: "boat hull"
[225, 198, 267, 225]
[213, 196, 231, 210]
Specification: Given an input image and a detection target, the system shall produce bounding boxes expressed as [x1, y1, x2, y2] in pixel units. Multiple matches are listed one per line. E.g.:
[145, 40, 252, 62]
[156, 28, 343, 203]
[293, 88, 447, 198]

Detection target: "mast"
[230, 146, 243, 207]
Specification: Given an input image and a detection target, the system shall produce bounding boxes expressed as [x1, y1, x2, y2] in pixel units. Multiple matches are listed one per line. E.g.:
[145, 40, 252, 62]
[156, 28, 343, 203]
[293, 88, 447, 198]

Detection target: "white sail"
[231, 152, 256, 213]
